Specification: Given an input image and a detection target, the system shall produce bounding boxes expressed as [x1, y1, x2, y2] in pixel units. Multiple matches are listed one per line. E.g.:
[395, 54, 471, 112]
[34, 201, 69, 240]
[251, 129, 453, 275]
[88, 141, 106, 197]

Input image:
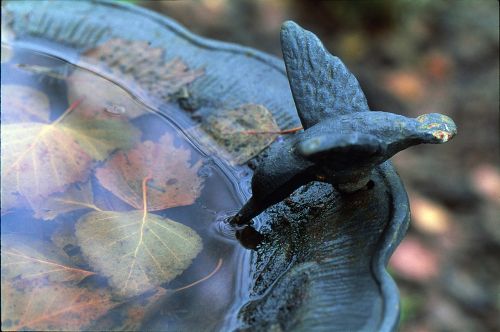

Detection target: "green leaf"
[75, 210, 202, 298]
[60, 115, 141, 161]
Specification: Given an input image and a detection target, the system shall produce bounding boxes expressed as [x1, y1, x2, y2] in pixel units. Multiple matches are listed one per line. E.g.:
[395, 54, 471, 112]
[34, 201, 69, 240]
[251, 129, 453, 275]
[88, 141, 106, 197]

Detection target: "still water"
[1, 43, 251, 331]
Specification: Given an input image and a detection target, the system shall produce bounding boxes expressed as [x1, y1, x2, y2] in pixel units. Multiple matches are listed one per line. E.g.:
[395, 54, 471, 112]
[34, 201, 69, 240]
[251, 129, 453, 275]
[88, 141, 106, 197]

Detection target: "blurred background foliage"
[135, 1, 499, 331]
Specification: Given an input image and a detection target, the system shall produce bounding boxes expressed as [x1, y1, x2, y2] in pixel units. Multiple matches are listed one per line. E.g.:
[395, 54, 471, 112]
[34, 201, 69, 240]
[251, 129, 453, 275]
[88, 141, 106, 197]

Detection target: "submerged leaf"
[86, 39, 203, 101]
[75, 210, 202, 298]
[1, 98, 140, 212]
[31, 181, 95, 220]
[96, 133, 204, 211]
[66, 69, 149, 120]
[200, 104, 280, 165]
[92, 287, 168, 331]
[1, 44, 12, 63]
[1, 280, 117, 331]
[51, 222, 88, 267]
[1, 84, 50, 123]
[1, 235, 94, 284]
[67, 39, 204, 117]
[0, 235, 110, 331]
[1, 122, 92, 211]
[59, 114, 141, 161]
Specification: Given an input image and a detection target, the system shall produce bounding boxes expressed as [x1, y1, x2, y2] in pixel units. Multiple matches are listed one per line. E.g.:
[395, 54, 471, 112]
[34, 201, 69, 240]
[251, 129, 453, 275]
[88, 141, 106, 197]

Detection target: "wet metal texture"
[2, 2, 450, 331]
[231, 21, 456, 227]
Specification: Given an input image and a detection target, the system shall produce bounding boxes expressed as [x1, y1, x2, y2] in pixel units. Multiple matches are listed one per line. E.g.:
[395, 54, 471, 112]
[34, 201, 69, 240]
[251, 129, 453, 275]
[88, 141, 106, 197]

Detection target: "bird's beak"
[416, 113, 457, 143]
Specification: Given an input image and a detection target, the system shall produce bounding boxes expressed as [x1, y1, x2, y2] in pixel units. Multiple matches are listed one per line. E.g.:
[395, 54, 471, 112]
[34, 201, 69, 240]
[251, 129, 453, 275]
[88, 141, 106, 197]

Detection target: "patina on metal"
[231, 21, 457, 227]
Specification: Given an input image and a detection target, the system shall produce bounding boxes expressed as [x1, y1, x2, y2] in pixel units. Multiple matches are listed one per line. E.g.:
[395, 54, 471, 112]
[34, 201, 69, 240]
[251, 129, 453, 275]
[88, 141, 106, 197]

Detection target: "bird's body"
[231, 21, 456, 227]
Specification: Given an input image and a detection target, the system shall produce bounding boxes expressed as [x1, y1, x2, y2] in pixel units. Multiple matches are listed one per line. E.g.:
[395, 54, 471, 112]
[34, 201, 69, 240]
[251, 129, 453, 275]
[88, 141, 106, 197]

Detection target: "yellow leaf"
[1, 122, 92, 211]
[75, 210, 202, 298]
[1, 234, 93, 284]
[1, 97, 141, 213]
[59, 114, 141, 161]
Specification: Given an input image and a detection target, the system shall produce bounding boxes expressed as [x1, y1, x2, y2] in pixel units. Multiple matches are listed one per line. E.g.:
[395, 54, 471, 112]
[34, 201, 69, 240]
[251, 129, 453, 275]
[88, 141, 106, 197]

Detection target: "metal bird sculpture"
[231, 21, 456, 227]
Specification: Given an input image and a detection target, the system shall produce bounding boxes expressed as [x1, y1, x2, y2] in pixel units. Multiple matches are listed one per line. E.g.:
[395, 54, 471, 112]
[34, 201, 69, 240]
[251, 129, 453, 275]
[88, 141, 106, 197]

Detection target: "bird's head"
[415, 113, 457, 143]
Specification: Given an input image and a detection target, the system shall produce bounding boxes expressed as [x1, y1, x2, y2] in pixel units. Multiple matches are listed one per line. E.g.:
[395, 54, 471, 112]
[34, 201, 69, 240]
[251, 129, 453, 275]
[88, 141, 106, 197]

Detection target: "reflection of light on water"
[104, 103, 126, 116]
[1, 43, 251, 331]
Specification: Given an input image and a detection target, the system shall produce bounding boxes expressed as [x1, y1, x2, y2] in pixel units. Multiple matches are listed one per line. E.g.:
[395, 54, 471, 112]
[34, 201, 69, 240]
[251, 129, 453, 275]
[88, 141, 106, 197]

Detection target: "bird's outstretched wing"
[296, 133, 386, 165]
[281, 21, 370, 129]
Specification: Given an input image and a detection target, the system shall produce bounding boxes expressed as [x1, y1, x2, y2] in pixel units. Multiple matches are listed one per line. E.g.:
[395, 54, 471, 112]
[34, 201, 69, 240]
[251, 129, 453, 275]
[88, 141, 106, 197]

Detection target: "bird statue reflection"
[231, 21, 456, 227]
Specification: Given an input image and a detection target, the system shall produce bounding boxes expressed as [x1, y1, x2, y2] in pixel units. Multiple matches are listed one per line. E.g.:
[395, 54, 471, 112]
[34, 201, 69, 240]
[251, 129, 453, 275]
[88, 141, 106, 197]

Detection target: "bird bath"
[1, 1, 456, 331]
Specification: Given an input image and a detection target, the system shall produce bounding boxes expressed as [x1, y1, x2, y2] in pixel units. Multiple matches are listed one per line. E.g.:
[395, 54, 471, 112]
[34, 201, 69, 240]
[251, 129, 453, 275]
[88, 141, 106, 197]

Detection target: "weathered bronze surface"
[231, 21, 457, 227]
[3, 2, 456, 331]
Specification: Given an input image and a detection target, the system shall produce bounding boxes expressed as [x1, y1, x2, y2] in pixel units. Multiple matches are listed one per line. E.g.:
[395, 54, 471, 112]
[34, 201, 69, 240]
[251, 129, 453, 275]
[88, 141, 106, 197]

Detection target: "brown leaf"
[1, 280, 117, 331]
[93, 287, 168, 331]
[1, 84, 50, 123]
[1, 235, 116, 331]
[96, 133, 204, 211]
[197, 104, 280, 165]
[1, 234, 94, 284]
[67, 39, 204, 116]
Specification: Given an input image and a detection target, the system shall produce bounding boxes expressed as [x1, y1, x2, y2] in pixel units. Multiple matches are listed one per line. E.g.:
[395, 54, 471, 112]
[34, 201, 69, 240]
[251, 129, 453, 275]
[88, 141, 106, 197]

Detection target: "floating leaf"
[199, 104, 280, 165]
[1, 85, 50, 123]
[76, 210, 202, 298]
[96, 133, 204, 211]
[1, 235, 94, 284]
[31, 181, 96, 220]
[1, 280, 117, 331]
[67, 39, 204, 117]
